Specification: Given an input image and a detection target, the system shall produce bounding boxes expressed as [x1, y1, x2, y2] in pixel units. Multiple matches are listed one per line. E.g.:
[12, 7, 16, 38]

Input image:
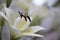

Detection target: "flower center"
[17, 17, 26, 30]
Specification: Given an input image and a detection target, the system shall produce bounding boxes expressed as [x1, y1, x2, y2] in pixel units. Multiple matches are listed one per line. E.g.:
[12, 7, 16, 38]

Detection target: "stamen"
[18, 11, 23, 18]
[18, 11, 31, 22]
[27, 15, 31, 22]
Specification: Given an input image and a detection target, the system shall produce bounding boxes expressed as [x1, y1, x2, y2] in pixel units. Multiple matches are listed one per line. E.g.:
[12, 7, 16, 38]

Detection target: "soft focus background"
[0, 0, 60, 40]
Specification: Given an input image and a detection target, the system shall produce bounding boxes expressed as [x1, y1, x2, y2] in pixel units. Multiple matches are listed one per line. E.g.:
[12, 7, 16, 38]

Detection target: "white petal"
[22, 33, 44, 37]
[13, 17, 31, 31]
[30, 26, 46, 33]
[4, 8, 15, 25]
[14, 17, 21, 27]
[4, 7, 19, 18]
[11, 25, 21, 33]
[20, 17, 32, 31]
[0, 12, 8, 21]
[4, 7, 19, 25]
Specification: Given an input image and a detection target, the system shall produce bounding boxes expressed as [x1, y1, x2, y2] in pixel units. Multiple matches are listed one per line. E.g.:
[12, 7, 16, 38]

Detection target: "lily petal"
[4, 7, 15, 25]
[30, 26, 46, 33]
[20, 17, 32, 31]
[16, 33, 44, 38]
[14, 17, 27, 30]
[0, 12, 8, 21]
[14, 16, 32, 31]
[14, 17, 21, 27]
[22, 33, 44, 37]
[4, 7, 19, 25]
[11, 25, 21, 33]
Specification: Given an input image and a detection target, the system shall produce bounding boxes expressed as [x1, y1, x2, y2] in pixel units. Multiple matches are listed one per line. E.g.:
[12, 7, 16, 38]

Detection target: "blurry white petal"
[22, 33, 44, 37]
[4, 7, 15, 25]
[0, 12, 8, 21]
[4, 7, 19, 25]
[21, 17, 32, 31]
[16, 33, 44, 38]
[4, 7, 19, 17]
[11, 25, 21, 33]
[21, 21, 30, 30]
[1, 21, 10, 40]
[14, 17, 21, 27]
[30, 26, 46, 33]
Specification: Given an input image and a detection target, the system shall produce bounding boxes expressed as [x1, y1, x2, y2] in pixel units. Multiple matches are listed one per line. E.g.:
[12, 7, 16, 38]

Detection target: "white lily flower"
[0, 7, 46, 38]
